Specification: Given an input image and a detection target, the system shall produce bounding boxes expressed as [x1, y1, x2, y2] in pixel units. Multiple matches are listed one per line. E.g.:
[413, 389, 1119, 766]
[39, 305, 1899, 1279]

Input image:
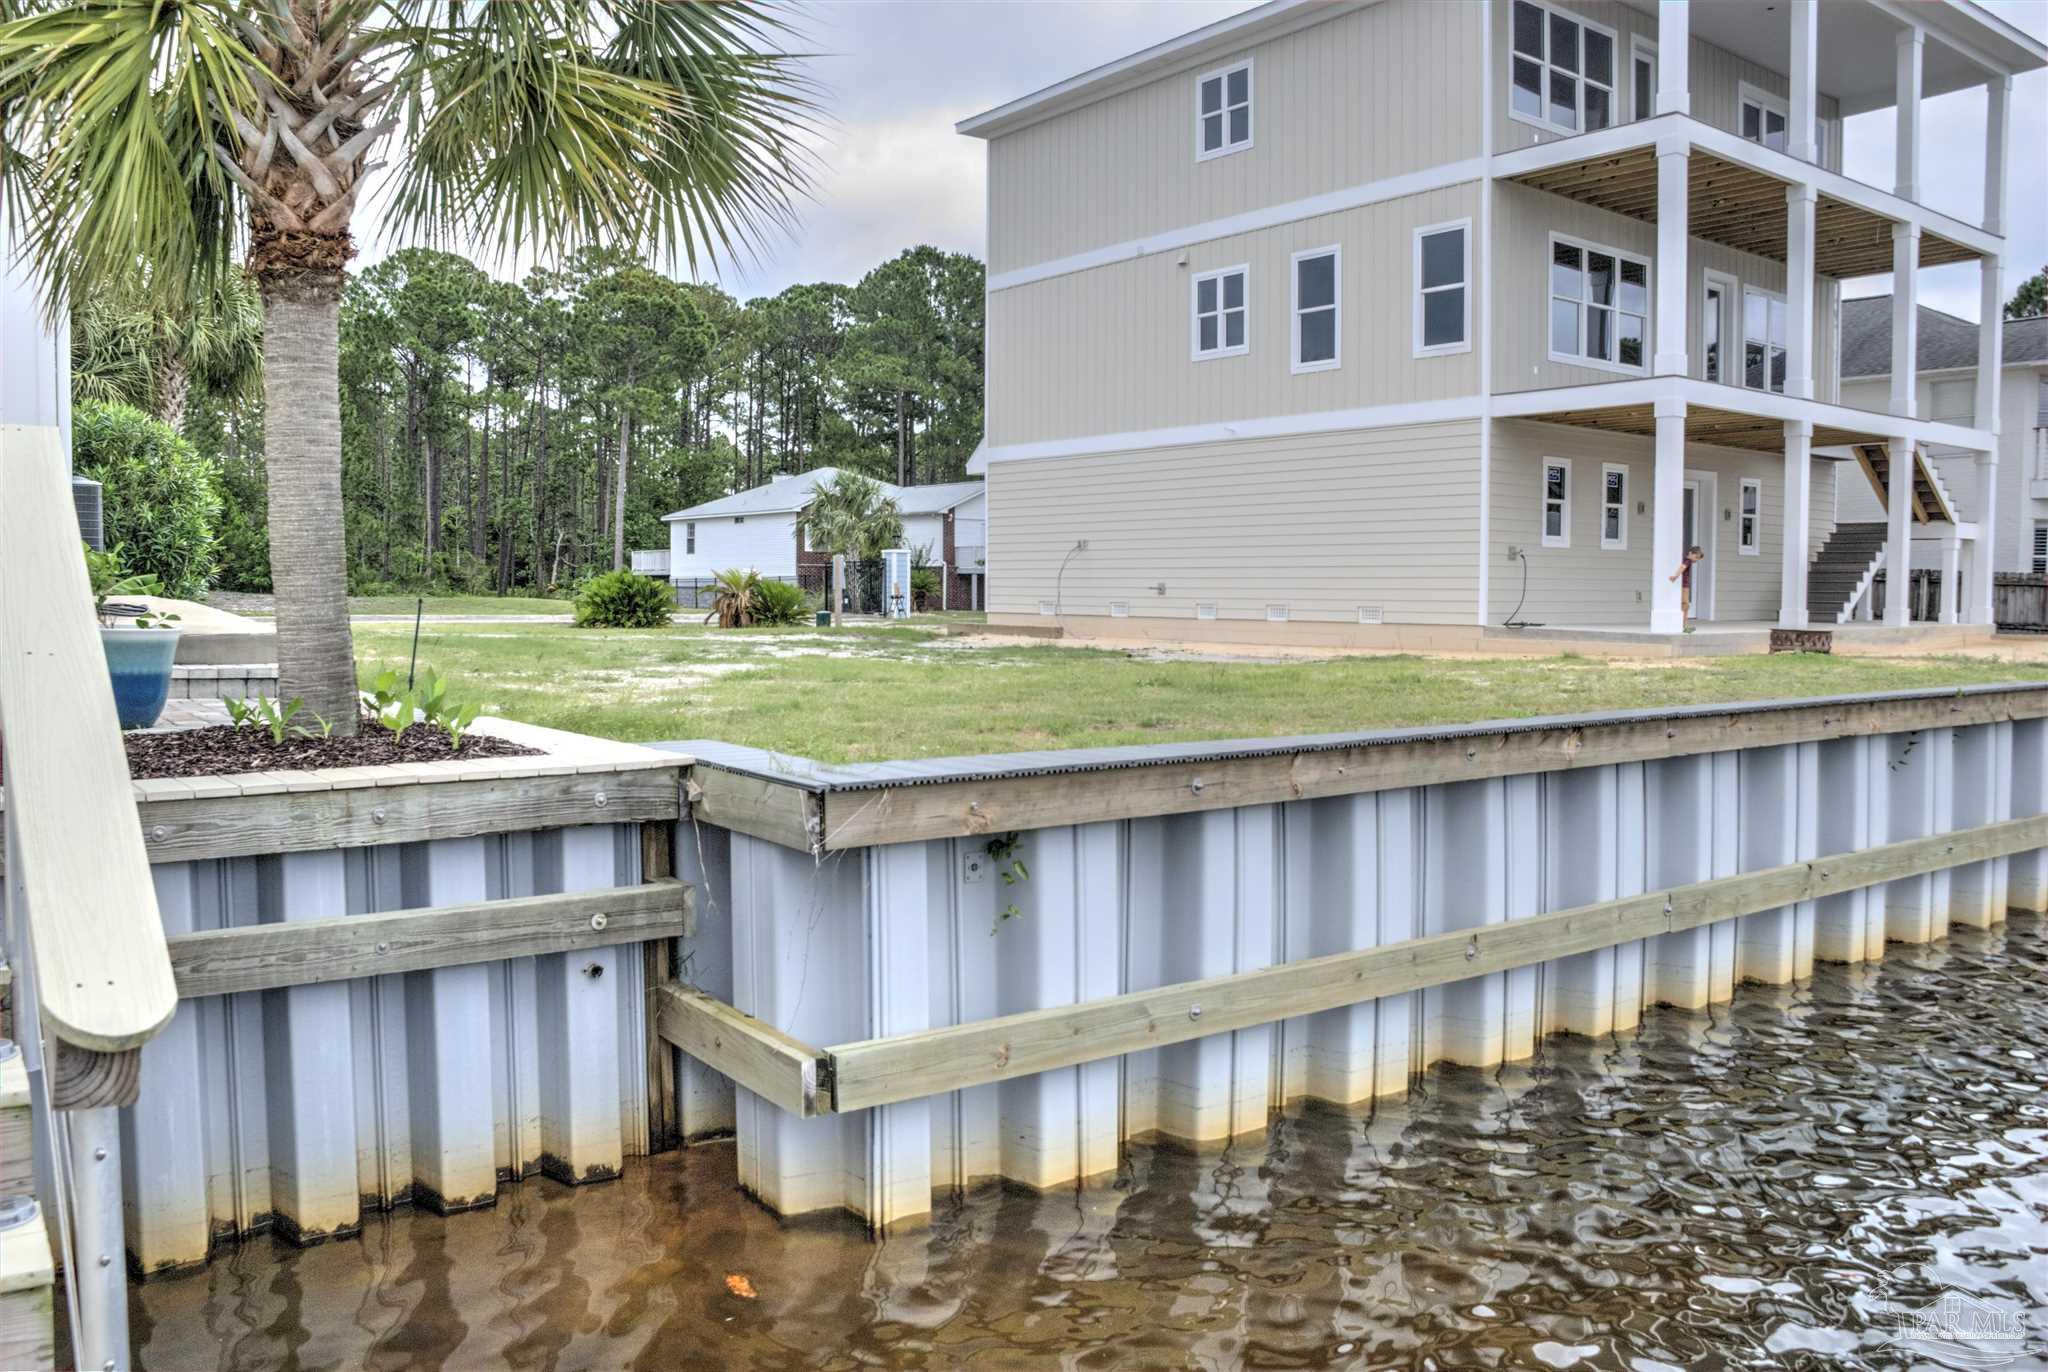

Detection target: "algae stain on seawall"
[121, 914, 2048, 1370]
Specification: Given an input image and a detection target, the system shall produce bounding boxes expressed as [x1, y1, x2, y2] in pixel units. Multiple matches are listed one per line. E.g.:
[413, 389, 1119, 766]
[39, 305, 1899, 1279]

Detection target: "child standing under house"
[1668, 546, 1704, 632]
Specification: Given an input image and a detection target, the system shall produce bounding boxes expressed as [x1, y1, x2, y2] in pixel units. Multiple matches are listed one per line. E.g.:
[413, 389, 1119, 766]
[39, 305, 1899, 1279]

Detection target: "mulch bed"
[126, 725, 541, 780]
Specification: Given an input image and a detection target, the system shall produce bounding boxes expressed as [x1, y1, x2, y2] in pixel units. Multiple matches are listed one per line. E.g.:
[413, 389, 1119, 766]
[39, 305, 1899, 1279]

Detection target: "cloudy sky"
[368, 1, 2045, 320]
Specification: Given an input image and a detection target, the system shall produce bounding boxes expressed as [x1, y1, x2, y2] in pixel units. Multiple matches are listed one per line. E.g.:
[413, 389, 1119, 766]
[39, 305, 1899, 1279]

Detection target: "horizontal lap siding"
[1492, 182, 1841, 399]
[989, 185, 1481, 447]
[988, 421, 1481, 624]
[1492, 0, 1841, 168]
[1487, 419, 1820, 625]
[987, 0, 1483, 275]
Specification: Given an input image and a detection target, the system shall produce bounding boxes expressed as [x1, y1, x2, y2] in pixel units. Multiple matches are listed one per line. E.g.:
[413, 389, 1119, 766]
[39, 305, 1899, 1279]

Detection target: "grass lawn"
[354, 620, 2048, 764]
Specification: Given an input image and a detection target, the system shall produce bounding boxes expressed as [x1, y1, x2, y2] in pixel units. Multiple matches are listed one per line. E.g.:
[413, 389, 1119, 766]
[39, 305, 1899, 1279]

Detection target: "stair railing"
[0, 426, 179, 1371]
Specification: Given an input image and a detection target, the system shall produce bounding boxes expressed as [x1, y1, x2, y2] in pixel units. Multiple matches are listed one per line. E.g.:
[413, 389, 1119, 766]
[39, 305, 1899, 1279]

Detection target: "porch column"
[1890, 224, 1918, 419]
[1780, 421, 1812, 628]
[1894, 28, 1922, 203]
[1885, 434, 1913, 627]
[1656, 0, 1689, 116]
[1972, 256, 2004, 625]
[1939, 531, 1961, 624]
[1651, 396, 1687, 634]
[1785, 185, 1817, 399]
[1984, 76, 2011, 235]
[1788, 0, 1819, 163]
[1655, 135, 1689, 377]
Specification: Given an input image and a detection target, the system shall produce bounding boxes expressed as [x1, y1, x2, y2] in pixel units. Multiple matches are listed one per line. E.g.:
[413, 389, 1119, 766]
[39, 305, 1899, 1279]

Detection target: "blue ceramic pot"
[100, 626, 182, 729]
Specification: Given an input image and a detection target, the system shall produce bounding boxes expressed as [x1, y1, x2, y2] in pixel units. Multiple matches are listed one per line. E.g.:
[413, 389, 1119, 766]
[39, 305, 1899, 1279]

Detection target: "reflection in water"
[120, 914, 2047, 1370]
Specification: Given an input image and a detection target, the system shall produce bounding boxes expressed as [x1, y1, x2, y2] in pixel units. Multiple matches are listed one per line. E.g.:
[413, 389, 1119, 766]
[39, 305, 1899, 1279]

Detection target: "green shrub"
[73, 401, 221, 599]
[752, 578, 811, 627]
[574, 569, 672, 628]
[910, 566, 941, 602]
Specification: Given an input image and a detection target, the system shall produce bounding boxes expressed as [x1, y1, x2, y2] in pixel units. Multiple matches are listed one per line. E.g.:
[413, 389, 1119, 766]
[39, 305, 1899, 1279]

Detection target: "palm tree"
[0, 1, 814, 732]
[805, 472, 902, 615]
[73, 270, 264, 429]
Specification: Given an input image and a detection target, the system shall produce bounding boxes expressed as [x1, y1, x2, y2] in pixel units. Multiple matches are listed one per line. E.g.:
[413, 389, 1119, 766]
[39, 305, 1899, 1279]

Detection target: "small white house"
[661, 469, 847, 584]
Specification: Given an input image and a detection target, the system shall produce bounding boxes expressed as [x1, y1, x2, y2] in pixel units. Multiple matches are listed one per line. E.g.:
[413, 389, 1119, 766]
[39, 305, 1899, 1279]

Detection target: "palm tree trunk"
[260, 278, 360, 735]
[156, 357, 191, 432]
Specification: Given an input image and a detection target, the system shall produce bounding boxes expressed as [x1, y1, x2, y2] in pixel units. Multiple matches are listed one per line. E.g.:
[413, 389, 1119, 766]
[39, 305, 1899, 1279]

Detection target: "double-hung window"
[1601, 463, 1628, 550]
[1549, 234, 1649, 373]
[1192, 265, 1249, 360]
[686, 521, 696, 555]
[1197, 61, 1252, 160]
[1738, 479, 1762, 555]
[1541, 458, 1572, 549]
[1739, 83, 1789, 152]
[1511, 0, 1616, 135]
[1291, 247, 1340, 373]
[1743, 286, 1788, 393]
[1413, 221, 1470, 357]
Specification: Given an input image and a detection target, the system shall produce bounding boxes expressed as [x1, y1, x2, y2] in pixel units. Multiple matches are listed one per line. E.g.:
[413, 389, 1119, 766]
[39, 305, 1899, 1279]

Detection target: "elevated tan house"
[960, 0, 2041, 648]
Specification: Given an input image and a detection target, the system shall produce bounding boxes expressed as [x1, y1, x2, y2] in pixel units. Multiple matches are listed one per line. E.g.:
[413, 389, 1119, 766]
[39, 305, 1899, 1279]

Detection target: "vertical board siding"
[986, 0, 1485, 275]
[988, 184, 1481, 446]
[1492, 181, 1843, 399]
[1490, 0, 1842, 168]
[88, 827, 652, 1277]
[986, 420, 1482, 624]
[1486, 418, 1832, 626]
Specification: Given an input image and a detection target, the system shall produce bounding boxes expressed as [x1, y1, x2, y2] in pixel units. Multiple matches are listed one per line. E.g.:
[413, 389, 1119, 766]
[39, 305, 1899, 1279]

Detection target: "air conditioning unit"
[73, 477, 105, 550]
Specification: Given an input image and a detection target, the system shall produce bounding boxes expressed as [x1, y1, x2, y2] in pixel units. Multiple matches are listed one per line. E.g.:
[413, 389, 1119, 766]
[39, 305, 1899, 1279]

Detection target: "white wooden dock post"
[1543, 767, 1620, 1038]
[1425, 780, 1509, 1066]
[119, 865, 211, 1275]
[992, 824, 1121, 1190]
[1884, 729, 1955, 943]
[260, 851, 361, 1242]
[2010, 719, 2048, 913]
[535, 827, 625, 1184]
[404, 837, 499, 1212]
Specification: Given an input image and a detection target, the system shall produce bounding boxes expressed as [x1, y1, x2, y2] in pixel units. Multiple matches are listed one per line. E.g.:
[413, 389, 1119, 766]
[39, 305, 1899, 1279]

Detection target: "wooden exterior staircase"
[1853, 442, 1956, 525]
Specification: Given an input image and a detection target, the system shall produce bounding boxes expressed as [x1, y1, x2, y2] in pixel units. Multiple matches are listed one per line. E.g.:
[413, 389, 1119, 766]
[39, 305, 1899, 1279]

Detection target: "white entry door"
[1682, 475, 1718, 621]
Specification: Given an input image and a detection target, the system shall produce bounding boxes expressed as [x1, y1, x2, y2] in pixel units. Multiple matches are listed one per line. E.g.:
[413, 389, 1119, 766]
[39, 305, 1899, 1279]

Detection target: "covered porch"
[1495, 379, 1993, 636]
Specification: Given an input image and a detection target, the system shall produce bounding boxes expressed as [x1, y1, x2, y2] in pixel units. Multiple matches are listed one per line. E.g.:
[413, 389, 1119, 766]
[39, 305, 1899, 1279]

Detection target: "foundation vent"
[1266, 604, 1289, 623]
[1358, 605, 1384, 625]
[1196, 603, 1218, 620]
[1109, 601, 1129, 618]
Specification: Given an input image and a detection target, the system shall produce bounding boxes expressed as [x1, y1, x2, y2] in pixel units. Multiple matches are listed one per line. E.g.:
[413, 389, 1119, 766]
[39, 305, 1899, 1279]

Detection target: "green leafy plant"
[575, 569, 673, 628]
[909, 566, 941, 605]
[224, 695, 332, 742]
[411, 668, 483, 748]
[986, 833, 1030, 933]
[73, 402, 222, 598]
[705, 567, 764, 629]
[366, 670, 416, 740]
[750, 577, 811, 627]
[84, 543, 180, 629]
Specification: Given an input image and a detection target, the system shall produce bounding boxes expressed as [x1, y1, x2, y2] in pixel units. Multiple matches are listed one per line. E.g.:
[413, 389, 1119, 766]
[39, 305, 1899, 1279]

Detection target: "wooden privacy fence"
[1995, 574, 2048, 632]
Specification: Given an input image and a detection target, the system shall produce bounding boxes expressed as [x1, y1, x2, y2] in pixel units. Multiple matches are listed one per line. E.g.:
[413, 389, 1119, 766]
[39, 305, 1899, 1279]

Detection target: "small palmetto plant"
[706, 568, 763, 629]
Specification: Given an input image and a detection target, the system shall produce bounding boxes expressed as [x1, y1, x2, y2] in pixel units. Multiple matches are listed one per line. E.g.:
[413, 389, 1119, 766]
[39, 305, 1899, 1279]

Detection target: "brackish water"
[116, 913, 2047, 1370]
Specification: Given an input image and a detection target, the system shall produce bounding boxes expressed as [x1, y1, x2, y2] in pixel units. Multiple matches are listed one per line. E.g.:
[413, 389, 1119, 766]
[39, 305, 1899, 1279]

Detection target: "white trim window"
[1739, 82, 1789, 152]
[1600, 462, 1628, 550]
[1701, 271, 1736, 384]
[1196, 60, 1252, 160]
[1191, 265, 1250, 360]
[1743, 285, 1788, 394]
[685, 521, 696, 555]
[1630, 36, 1657, 122]
[1738, 478, 1762, 555]
[1510, 0, 1617, 135]
[1541, 457, 1572, 549]
[1291, 246, 1340, 373]
[1549, 234, 1649, 373]
[1413, 220, 1471, 357]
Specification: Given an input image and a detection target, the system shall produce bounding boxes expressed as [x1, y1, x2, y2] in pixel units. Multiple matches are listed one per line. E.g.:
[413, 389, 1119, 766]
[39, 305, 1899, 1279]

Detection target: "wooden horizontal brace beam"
[822, 812, 2048, 1113]
[685, 769, 822, 855]
[817, 689, 2048, 849]
[653, 983, 828, 1118]
[167, 879, 694, 998]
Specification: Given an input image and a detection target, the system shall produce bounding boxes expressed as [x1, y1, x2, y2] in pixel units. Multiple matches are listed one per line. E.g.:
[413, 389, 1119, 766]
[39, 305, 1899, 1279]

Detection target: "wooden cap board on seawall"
[0, 426, 179, 1052]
